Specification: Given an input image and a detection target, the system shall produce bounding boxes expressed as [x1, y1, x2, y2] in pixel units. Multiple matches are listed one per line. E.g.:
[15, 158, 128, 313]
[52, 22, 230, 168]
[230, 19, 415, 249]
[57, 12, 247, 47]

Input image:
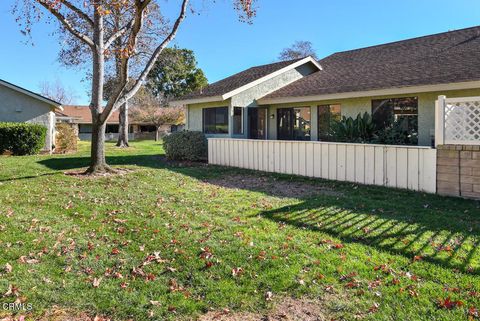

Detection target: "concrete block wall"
[437, 145, 480, 199]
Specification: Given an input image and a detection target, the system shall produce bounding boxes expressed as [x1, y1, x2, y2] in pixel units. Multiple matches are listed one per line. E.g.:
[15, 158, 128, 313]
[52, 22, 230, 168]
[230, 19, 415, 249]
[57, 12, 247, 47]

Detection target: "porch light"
[270, 114, 275, 119]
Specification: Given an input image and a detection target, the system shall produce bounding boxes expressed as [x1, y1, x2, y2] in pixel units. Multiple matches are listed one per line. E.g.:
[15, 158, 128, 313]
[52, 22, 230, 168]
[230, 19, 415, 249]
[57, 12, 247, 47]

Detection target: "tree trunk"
[116, 101, 129, 148]
[86, 119, 111, 174]
[86, 11, 111, 174]
[155, 126, 160, 141]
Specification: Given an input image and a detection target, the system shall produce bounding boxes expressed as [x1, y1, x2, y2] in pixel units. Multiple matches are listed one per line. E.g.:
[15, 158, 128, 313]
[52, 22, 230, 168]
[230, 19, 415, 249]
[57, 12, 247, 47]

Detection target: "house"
[0, 79, 62, 152]
[57, 105, 176, 141]
[175, 26, 480, 147]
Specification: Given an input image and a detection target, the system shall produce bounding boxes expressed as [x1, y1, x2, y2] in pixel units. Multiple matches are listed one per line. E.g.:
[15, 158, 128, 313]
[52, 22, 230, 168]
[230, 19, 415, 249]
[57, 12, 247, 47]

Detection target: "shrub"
[0, 122, 47, 155]
[374, 117, 418, 145]
[163, 131, 207, 161]
[330, 112, 376, 143]
[55, 123, 78, 153]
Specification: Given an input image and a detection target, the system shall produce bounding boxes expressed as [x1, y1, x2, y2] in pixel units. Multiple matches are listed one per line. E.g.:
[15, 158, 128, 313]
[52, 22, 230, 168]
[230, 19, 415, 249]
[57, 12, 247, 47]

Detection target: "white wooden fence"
[436, 95, 480, 146]
[208, 139, 437, 193]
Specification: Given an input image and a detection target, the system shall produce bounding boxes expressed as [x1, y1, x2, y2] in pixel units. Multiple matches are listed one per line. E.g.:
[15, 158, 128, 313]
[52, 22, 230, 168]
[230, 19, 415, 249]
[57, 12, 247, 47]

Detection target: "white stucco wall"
[0, 84, 56, 151]
[267, 88, 480, 146]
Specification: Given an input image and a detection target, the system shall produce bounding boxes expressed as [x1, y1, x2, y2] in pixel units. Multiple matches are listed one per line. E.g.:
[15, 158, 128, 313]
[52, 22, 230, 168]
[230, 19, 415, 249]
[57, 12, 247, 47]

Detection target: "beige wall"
[266, 88, 480, 146]
[0, 84, 56, 151]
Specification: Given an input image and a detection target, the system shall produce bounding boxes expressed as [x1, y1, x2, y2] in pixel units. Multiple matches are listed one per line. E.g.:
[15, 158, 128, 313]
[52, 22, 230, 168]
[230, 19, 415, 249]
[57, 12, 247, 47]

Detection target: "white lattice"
[444, 100, 480, 144]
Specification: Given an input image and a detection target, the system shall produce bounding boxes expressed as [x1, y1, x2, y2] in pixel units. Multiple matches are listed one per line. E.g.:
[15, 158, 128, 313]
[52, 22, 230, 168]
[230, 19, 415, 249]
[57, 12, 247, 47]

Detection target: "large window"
[232, 107, 243, 135]
[79, 124, 92, 133]
[106, 124, 119, 133]
[371, 97, 418, 132]
[203, 107, 229, 134]
[318, 104, 341, 141]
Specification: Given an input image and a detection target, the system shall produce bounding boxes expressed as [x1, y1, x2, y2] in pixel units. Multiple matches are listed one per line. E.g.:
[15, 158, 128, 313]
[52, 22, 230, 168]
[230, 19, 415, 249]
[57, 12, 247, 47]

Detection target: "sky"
[1, 0, 479, 105]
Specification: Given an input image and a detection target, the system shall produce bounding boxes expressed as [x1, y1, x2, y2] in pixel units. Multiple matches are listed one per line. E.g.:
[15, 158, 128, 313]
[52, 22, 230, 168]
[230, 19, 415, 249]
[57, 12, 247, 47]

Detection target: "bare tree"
[39, 79, 77, 105]
[14, 0, 257, 174]
[278, 40, 317, 61]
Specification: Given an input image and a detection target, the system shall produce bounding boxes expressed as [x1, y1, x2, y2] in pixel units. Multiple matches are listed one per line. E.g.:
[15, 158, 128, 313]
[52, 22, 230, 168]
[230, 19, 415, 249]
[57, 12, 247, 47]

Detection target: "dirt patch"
[64, 168, 134, 179]
[198, 297, 330, 321]
[205, 175, 342, 199]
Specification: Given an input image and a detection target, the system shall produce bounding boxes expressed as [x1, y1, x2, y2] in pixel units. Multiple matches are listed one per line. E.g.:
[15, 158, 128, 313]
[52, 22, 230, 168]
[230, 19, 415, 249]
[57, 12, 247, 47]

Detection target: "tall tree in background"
[278, 40, 317, 61]
[39, 79, 77, 105]
[14, 0, 257, 174]
[147, 47, 208, 102]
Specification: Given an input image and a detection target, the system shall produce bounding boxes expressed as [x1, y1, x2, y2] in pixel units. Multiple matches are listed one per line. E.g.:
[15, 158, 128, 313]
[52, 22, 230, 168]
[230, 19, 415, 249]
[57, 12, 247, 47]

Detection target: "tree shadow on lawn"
[36, 155, 480, 274]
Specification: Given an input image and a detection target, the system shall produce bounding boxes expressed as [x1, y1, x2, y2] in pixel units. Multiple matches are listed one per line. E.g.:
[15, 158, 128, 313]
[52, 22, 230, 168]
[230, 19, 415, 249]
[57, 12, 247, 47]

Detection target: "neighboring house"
[175, 26, 480, 146]
[57, 105, 179, 141]
[0, 79, 62, 152]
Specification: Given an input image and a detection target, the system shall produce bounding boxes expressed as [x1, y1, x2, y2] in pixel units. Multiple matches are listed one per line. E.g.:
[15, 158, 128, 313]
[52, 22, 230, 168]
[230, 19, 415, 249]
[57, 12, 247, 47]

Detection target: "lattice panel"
[444, 100, 480, 143]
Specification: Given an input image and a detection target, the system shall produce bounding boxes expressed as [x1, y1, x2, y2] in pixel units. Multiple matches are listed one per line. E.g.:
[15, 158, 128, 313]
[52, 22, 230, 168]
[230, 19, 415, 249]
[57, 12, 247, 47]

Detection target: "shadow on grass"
[258, 194, 480, 274]
[36, 154, 480, 274]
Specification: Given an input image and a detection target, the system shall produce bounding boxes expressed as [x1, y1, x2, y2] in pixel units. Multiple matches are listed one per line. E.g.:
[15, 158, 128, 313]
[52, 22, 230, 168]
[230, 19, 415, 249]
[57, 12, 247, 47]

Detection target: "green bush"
[330, 112, 376, 143]
[163, 131, 207, 161]
[0, 122, 47, 155]
[55, 123, 78, 153]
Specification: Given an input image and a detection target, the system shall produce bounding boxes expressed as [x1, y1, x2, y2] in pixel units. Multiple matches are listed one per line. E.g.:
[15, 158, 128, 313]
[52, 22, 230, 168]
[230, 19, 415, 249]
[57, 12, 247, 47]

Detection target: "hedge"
[0, 122, 47, 155]
[163, 131, 207, 161]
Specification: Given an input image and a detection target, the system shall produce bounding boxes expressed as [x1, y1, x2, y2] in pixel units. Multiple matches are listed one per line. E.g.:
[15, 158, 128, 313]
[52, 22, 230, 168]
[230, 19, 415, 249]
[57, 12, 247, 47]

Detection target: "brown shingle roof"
[263, 26, 480, 100]
[177, 57, 306, 100]
[59, 105, 120, 124]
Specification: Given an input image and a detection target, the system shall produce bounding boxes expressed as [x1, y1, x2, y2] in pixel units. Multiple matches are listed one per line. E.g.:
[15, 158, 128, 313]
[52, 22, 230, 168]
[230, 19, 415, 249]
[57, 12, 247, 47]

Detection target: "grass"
[0, 140, 479, 320]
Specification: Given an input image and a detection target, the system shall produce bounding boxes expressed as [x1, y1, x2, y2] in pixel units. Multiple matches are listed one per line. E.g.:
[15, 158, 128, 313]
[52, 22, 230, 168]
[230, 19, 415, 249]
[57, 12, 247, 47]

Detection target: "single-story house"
[0, 79, 62, 152]
[175, 26, 480, 147]
[57, 105, 182, 141]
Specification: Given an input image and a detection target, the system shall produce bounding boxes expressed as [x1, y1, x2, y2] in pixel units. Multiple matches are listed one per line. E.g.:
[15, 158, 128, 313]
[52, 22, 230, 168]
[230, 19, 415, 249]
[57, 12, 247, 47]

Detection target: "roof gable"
[60, 105, 120, 124]
[0, 79, 62, 110]
[174, 56, 321, 104]
[261, 26, 480, 102]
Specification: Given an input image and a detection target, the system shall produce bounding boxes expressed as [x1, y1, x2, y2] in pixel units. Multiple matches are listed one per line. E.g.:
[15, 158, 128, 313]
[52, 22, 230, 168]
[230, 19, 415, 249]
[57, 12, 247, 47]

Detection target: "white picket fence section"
[436, 95, 480, 146]
[208, 138, 437, 193]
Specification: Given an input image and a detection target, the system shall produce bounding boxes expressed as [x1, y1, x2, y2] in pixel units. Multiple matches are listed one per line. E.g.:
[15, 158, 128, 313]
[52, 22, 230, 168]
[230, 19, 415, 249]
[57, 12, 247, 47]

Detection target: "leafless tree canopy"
[39, 79, 77, 105]
[278, 40, 317, 61]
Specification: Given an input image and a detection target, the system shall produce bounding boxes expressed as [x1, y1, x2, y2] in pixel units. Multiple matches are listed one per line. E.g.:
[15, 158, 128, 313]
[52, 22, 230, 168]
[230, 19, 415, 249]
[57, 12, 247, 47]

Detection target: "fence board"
[208, 139, 436, 193]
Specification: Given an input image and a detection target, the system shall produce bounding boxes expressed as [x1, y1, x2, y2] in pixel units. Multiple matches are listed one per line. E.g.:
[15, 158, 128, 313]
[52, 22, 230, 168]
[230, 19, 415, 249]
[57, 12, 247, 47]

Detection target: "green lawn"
[0, 140, 479, 320]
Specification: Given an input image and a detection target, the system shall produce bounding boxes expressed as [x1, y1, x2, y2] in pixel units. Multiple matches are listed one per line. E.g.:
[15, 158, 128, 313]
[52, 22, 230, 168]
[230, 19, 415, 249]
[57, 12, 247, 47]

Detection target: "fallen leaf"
[92, 277, 102, 288]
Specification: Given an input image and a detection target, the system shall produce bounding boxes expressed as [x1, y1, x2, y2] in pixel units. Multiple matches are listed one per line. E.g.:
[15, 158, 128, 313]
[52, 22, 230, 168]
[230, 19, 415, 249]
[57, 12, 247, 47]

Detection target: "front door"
[248, 107, 267, 139]
[277, 107, 311, 141]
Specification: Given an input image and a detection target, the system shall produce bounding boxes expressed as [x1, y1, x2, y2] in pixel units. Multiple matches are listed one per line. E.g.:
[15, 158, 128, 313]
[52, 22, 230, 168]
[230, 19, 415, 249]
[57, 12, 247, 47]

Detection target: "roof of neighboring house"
[0, 79, 63, 110]
[175, 56, 322, 104]
[261, 26, 480, 102]
[58, 105, 120, 124]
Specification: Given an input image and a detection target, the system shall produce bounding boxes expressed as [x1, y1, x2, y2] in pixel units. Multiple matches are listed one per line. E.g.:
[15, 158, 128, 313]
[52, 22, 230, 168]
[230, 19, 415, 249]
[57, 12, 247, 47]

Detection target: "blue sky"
[1, 0, 479, 105]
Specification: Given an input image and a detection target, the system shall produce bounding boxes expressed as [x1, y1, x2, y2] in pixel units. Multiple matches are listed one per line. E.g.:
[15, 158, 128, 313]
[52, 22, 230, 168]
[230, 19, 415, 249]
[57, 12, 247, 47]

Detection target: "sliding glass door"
[277, 107, 311, 141]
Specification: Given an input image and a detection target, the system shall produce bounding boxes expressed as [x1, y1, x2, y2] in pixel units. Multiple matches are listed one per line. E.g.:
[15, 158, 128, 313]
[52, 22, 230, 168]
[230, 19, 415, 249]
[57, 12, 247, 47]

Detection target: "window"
[318, 104, 341, 141]
[139, 125, 157, 132]
[106, 125, 119, 133]
[79, 124, 92, 133]
[203, 107, 229, 134]
[232, 107, 243, 135]
[371, 97, 418, 132]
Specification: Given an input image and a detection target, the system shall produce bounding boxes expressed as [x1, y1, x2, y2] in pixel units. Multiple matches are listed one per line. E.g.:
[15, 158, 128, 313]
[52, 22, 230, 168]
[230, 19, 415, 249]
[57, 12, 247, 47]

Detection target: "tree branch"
[36, 0, 94, 48]
[61, 0, 94, 27]
[104, 18, 134, 49]
[104, 0, 189, 118]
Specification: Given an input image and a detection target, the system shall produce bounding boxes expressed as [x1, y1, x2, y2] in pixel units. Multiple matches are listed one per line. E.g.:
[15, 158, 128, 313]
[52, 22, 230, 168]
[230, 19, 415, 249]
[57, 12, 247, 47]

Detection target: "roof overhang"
[0, 79, 63, 111]
[257, 80, 480, 105]
[174, 56, 322, 106]
[173, 96, 225, 106]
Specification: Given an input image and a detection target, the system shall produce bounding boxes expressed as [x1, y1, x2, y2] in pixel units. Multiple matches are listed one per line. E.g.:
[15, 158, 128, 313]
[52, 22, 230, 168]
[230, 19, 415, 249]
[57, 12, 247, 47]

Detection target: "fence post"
[435, 95, 446, 147]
